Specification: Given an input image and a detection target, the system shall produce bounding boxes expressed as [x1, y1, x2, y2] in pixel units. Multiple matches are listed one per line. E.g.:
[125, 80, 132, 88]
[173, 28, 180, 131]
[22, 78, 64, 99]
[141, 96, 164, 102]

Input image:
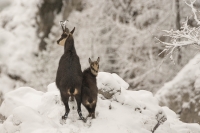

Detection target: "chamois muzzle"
[57, 38, 61, 44]
[89, 57, 100, 76]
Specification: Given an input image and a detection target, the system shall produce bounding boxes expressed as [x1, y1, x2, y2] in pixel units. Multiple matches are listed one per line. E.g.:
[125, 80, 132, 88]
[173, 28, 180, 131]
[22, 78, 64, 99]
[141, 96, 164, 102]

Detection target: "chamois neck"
[64, 35, 76, 53]
[84, 68, 97, 77]
[87, 67, 98, 76]
[90, 68, 98, 76]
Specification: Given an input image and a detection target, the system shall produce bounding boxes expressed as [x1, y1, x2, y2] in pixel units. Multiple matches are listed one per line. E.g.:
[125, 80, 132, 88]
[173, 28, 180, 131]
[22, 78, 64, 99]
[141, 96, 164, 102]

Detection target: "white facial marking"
[91, 69, 98, 76]
[58, 38, 67, 46]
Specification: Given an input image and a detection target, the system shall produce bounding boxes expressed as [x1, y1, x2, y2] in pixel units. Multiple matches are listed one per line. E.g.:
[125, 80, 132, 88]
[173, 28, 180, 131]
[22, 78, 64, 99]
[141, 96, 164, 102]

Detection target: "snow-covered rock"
[0, 73, 200, 133]
[155, 54, 200, 123]
[97, 72, 129, 99]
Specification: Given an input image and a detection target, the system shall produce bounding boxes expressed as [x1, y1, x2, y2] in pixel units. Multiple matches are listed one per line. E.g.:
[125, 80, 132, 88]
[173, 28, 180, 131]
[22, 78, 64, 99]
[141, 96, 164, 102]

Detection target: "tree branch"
[184, 0, 200, 25]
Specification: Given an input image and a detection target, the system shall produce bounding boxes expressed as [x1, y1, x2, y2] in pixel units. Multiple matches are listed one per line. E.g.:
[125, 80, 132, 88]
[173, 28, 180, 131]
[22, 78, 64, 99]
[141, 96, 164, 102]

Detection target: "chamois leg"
[75, 94, 86, 122]
[86, 106, 92, 118]
[61, 94, 70, 120]
[91, 104, 96, 119]
[91, 108, 96, 119]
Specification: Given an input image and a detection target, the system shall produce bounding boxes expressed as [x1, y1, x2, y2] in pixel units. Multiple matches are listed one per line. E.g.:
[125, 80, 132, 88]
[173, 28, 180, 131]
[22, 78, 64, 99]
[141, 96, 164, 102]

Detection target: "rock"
[155, 54, 200, 123]
[0, 113, 5, 124]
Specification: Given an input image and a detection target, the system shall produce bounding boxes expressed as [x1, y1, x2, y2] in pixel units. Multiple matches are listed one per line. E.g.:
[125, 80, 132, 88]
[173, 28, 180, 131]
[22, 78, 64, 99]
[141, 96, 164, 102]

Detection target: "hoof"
[62, 115, 67, 120]
[60, 118, 66, 125]
[79, 117, 87, 123]
[82, 117, 87, 123]
[62, 112, 68, 120]
[91, 113, 95, 119]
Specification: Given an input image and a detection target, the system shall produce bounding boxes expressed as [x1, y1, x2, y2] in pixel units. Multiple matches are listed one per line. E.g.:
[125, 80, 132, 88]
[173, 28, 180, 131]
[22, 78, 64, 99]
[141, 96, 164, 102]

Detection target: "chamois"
[82, 57, 100, 118]
[56, 21, 86, 122]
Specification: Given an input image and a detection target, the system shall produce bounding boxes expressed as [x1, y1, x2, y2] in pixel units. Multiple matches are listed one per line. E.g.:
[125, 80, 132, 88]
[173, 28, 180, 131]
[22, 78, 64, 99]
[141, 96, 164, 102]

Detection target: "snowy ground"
[0, 72, 199, 133]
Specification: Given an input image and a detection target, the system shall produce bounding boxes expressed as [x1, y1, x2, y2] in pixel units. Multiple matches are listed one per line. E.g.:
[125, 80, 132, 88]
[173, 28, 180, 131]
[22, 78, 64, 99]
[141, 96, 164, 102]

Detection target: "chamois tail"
[70, 87, 75, 94]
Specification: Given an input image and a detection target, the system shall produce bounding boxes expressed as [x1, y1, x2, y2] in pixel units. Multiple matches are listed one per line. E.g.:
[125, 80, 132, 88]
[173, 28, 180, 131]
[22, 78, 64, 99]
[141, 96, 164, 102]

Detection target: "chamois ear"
[89, 58, 92, 64]
[64, 26, 69, 33]
[97, 57, 100, 63]
[70, 27, 75, 34]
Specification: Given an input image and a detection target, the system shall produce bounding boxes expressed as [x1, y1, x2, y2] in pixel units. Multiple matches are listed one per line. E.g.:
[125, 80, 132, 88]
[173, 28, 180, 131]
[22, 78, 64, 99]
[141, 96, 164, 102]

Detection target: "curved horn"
[70, 27, 75, 34]
[59, 21, 65, 31]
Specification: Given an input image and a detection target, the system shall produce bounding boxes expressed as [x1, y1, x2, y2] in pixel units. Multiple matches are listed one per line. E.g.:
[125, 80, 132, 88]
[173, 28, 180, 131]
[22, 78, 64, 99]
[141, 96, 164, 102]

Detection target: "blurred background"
[0, 0, 200, 123]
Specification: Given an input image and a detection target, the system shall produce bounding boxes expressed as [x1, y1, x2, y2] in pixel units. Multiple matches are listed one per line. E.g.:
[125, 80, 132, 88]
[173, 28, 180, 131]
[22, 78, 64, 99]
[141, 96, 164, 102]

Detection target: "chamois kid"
[56, 22, 86, 122]
[82, 57, 100, 118]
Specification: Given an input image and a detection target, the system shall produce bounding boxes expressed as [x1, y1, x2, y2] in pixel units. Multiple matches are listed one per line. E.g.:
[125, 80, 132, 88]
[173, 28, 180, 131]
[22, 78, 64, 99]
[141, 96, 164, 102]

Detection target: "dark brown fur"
[82, 57, 100, 118]
[56, 24, 86, 122]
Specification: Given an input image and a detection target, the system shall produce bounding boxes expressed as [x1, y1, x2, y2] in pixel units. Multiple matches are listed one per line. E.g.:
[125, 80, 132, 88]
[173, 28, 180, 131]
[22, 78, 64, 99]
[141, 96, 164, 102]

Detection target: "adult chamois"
[82, 57, 100, 118]
[56, 21, 86, 122]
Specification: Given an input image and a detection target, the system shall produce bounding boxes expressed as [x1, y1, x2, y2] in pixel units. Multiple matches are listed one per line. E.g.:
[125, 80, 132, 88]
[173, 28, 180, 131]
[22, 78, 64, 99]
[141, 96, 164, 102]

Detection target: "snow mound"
[97, 72, 129, 99]
[0, 73, 200, 133]
[0, 87, 44, 117]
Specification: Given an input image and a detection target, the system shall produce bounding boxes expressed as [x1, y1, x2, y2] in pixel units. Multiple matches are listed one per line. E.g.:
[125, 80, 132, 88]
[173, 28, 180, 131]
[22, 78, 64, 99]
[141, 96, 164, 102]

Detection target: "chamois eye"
[62, 34, 67, 38]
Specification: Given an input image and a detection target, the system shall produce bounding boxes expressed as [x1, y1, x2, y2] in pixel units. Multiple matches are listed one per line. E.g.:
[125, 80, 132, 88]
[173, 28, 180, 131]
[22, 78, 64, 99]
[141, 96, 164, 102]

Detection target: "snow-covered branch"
[158, 19, 200, 61]
[185, 0, 200, 25]
[158, 0, 200, 61]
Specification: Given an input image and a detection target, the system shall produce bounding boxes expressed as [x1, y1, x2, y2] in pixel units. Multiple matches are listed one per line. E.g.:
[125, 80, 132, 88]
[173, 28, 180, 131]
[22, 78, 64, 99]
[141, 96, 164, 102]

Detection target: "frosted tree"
[9, 0, 197, 92]
[70, 0, 195, 92]
[158, 0, 200, 62]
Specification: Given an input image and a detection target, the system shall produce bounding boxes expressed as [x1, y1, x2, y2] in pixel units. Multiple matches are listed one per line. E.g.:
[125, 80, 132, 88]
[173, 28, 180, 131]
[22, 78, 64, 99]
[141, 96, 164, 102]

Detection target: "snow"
[111, 73, 129, 89]
[0, 0, 11, 11]
[0, 72, 200, 133]
[97, 72, 129, 99]
[0, 87, 44, 117]
[47, 82, 58, 92]
[0, 74, 16, 95]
